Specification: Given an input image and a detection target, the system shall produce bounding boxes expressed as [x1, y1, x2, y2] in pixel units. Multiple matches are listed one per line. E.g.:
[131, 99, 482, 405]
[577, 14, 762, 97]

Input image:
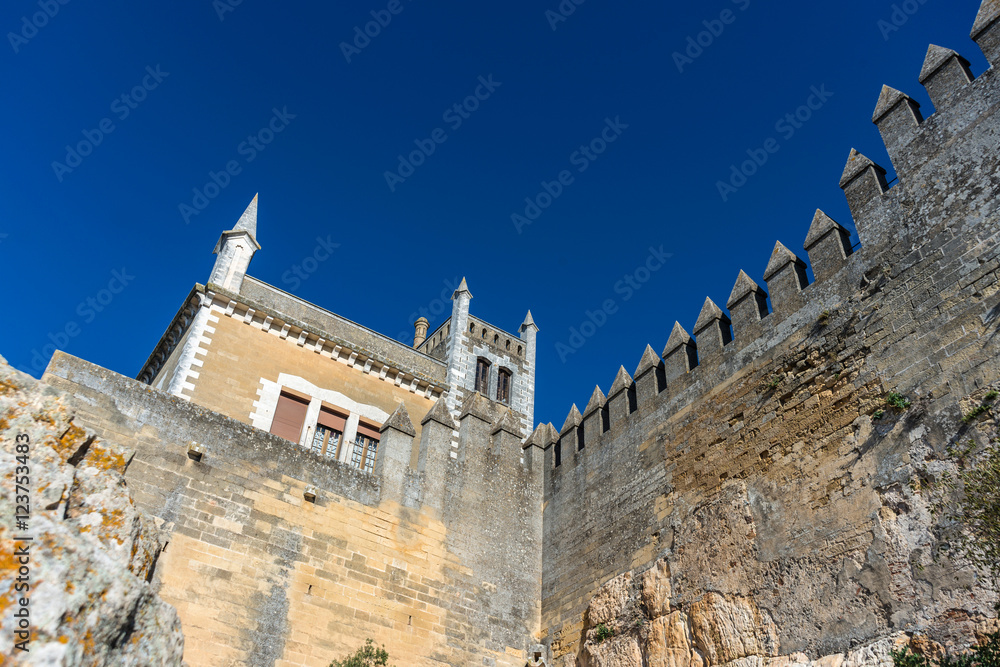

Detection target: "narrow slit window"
[497, 368, 512, 404]
[475, 358, 491, 394]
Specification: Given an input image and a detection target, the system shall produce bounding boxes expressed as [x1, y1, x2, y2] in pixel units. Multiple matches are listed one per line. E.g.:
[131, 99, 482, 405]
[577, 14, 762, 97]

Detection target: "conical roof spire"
[453, 277, 473, 300]
[235, 194, 258, 237]
[520, 310, 538, 333]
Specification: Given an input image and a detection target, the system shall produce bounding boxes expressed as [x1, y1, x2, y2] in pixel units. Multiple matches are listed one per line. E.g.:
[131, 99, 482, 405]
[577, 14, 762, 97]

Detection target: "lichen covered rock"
[0, 357, 183, 665]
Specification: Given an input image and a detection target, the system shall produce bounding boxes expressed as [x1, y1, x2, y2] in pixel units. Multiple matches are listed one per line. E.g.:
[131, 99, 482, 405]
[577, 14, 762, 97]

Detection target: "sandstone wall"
[43, 353, 543, 667]
[538, 24, 1000, 665]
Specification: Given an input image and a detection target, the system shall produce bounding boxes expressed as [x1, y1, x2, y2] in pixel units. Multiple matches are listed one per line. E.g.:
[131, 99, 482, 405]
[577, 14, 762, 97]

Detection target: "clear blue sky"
[1, 0, 989, 429]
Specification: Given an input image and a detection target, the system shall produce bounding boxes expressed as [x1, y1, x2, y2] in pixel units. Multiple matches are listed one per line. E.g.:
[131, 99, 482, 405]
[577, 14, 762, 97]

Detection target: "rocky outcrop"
[573, 557, 996, 667]
[0, 356, 183, 665]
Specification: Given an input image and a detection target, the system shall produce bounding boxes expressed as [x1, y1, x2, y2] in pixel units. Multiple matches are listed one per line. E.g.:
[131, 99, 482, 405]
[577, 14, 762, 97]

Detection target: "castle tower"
[444, 277, 474, 417]
[209, 194, 261, 293]
[520, 310, 539, 430]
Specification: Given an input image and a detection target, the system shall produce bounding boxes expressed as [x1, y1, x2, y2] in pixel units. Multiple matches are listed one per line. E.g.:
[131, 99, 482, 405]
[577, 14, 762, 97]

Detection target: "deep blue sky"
[1, 0, 989, 429]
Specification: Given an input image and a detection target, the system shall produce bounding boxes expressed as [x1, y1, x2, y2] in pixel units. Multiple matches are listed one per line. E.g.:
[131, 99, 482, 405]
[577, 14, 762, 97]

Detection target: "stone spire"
[209, 194, 262, 293]
[234, 193, 258, 237]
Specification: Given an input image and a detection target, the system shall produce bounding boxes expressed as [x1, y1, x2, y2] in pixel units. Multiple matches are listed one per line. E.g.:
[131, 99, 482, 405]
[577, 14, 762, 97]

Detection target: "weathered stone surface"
[587, 571, 634, 628]
[689, 593, 779, 665]
[641, 558, 673, 619]
[646, 612, 701, 667]
[582, 635, 644, 667]
[0, 358, 183, 665]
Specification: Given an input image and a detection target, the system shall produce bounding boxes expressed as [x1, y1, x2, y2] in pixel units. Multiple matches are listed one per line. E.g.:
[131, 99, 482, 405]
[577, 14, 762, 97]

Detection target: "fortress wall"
[43, 353, 543, 667]
[539, 29, 1000, 663]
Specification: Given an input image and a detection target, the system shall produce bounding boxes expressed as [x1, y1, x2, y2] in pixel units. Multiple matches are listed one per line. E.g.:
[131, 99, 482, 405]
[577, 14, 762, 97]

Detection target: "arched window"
[470, 323, 475, 333]
[497, 368, 512, 404]
[505, 339, 511, 351]
[493, 333, 499, 344]
[517, 345, 523, 356]
[481, 327, 488, 339]
[475, 358, 491, 394]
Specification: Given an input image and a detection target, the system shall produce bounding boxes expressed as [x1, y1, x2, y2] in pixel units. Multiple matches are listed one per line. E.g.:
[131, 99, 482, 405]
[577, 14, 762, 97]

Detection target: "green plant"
[887, 392, 911, 410]
[873, 410, 885, 420]
[594, 624, 615, 643]
[818, 310, 831, 325]
[891, 633, 1000, 667]
[963, 404, 992, 423]
[932, 442, 1000, 612]
[330, 639, 391, 667]
[985, 390, 999, 401]
[767, 376, 783, 390]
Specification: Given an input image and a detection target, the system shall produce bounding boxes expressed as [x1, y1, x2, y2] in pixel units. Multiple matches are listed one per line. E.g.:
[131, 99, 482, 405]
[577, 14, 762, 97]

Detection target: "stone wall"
[0, 357, 184, 665]
[537, 18, 1000, 665]
[43, 352, 543, 667]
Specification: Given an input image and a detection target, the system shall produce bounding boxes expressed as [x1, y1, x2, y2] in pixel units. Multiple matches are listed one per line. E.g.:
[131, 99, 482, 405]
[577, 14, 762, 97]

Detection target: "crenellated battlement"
[535, 4, 1000, 486]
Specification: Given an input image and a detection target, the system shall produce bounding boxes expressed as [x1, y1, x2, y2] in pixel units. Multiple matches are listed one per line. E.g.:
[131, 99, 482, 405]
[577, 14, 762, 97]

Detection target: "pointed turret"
[662, 321, 697, 382]
[376, 403, 417, 501]
[919, 45, 974, 110]
[973, 0, 1000, 65]
[763, 241, 809, 315]
[209, 194, 262, 293]
[560, 404, 582, 435]
[633, 344, 664, 411]
[234, 193, 258, 236]
[382, 402, 416, 437]
[726, 270, 768, 339]
[491, 409, 523, 438]
[453, 277, 473, 300]
[583, 386, 606, 417]
[520, 310, 538, 333]
[872, 86, 923, 174]
[608, 366, 633, 398]
[634, 345, 661, 380]
[839, 149, 888, 223]
[422, 396, 457, 430]
[693, 297, 732, 363]
[445, 276, 474, 417]
[804, 209, 853, 282]
[519, 309, 539, 431]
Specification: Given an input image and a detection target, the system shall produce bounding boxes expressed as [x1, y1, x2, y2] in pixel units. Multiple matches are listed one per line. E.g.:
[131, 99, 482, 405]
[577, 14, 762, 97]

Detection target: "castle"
[21, 2, 1000, 665]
